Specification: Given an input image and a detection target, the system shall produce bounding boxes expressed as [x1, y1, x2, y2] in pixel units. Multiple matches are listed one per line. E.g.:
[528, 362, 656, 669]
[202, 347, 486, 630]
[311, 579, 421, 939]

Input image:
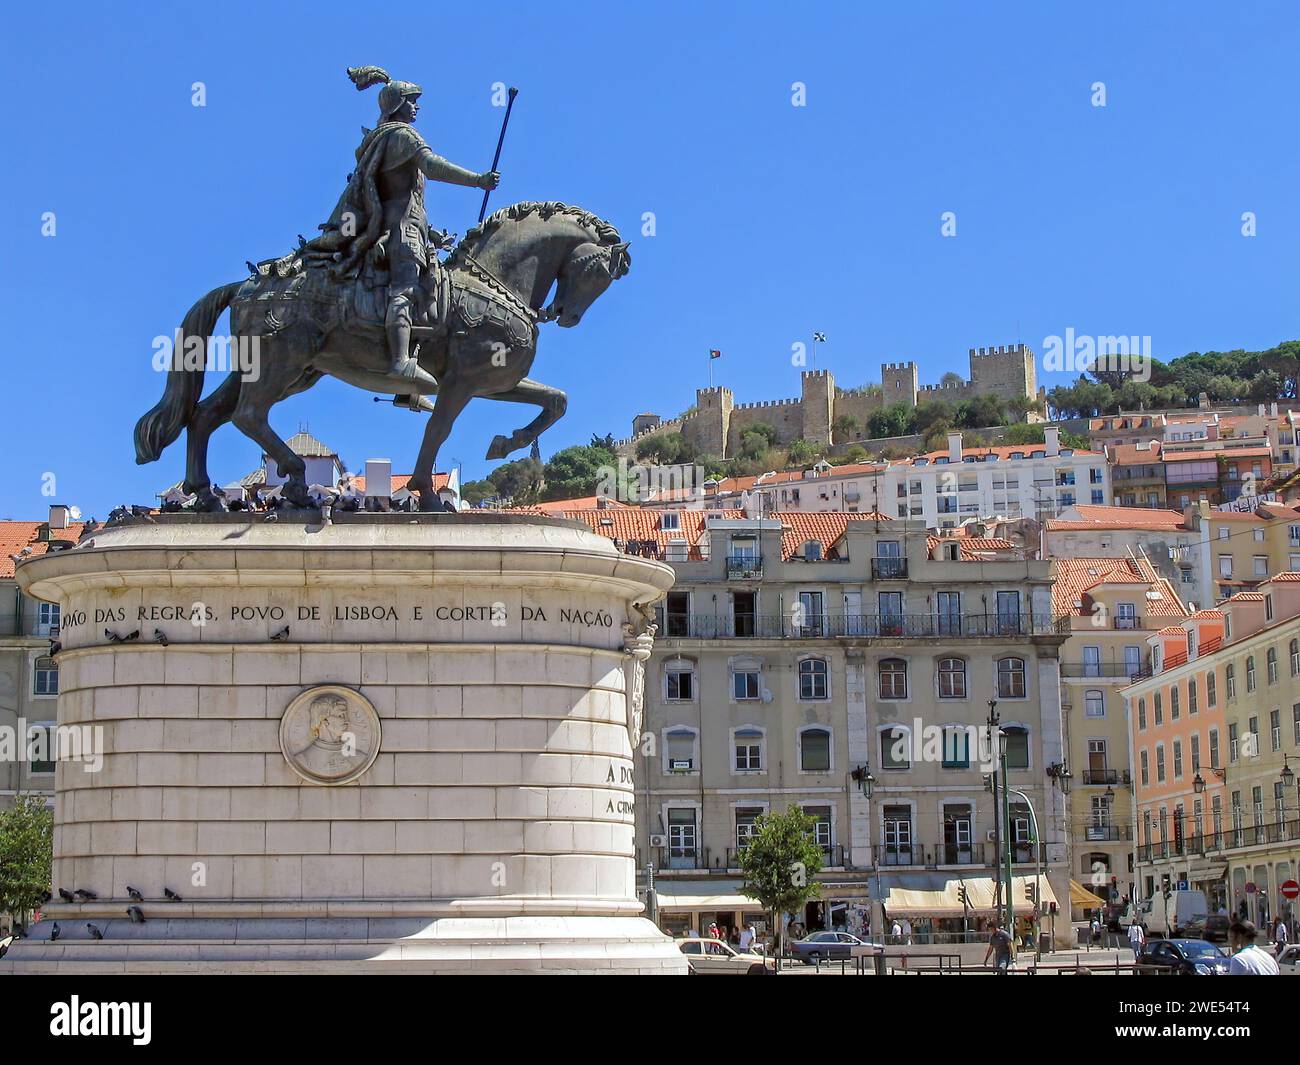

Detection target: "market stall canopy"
[652, 880, 758, 912]
[879, 874, 1058, 917]
[1069, 879, 1107, 908]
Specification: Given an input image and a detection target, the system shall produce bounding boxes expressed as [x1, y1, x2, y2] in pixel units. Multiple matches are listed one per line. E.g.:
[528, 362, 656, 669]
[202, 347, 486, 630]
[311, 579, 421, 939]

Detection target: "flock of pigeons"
[33, 885, 186, 943]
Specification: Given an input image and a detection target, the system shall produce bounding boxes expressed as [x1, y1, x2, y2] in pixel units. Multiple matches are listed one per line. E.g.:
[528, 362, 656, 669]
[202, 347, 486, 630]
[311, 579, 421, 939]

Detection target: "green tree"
[738, 807, 824, 963]
[636, 432, 697, 465]
[867, 403, 912, 440]
[786, 438, 819, 466]
[956, 394, 1006, 429]
[487, 457, 544, 504]
[999, 423, 1047, 446]
[739, 422, 778, 461]
[912, 400, 956, 435]
[460, 479, 497, 506]
[0, 794, 53, 930]
[940, 371, 965, 387]
[832, 414, 859, 443]
[540, 444, 617, 501]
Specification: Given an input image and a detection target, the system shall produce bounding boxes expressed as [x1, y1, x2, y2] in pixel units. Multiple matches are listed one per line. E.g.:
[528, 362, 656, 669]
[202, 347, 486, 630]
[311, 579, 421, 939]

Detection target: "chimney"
[1044, 426, 1060, 458]
[1271, 402, 1279, 417]
[1207, 423, 1219, 442]
[363, 458, 392, 499]
[947, 431, 963, 464]
[48, 504, 70, 530]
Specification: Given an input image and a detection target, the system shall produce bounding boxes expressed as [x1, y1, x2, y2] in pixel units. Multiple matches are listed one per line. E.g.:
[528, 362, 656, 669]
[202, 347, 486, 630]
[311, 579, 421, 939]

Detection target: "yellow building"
[1186, 500, 1300, 602]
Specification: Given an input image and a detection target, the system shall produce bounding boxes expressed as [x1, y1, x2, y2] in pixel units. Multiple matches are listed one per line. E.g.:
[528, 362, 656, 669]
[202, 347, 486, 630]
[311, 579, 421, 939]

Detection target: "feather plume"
[347, 66, 391, 91]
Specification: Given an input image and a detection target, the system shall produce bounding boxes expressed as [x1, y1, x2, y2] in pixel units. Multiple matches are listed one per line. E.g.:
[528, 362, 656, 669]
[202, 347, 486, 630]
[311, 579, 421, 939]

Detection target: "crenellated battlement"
[733, 397, 799, 411]
[969, 343, 1031, 359]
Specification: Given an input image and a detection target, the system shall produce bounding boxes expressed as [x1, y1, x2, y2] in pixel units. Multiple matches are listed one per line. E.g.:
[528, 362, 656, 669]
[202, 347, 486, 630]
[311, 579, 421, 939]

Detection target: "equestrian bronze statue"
[134, 66, 630, 512]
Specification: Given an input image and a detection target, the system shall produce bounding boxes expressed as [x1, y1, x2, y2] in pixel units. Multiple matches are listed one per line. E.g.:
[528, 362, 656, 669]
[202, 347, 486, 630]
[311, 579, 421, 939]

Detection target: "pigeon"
[269, 625, 290, 642]
[48, 639, 61, 656]
[126, 886, 143, 902]
[50, 922, 60, 942]
[126, 906, 145, 924]
[58, 888, 75, 903]
[87, 923, 103, 940]
[262, 509, 280, 523]
[74, 888, 98, 900]
[152, 629, 169, 647]
[103, 629, 140, 643]
[164, 888, 183, 902]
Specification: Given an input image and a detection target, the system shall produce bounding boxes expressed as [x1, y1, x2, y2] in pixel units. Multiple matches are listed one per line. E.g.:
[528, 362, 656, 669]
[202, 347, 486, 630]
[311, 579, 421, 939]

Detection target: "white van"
[1130, 890, 1208, 938]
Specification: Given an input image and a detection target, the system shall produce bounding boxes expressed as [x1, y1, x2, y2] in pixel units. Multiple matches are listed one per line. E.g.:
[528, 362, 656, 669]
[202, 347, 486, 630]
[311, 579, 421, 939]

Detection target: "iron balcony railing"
[1083, 824, 1133, 842]
[1113, 615, 1142, 630]
[725, 555, 763, 580]
[1080, 769, 1131, 787]
[871, 557, 909, 580]
[1061, 662, 1147, 679]
[877, 841, 1048, 868]
[656, 612, 1068, 640]
[725, 844, 845, 870]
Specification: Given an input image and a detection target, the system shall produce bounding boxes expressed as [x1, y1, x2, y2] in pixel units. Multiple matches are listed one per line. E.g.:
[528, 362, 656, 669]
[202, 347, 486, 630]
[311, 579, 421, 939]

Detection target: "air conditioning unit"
[648, 834, 667, 848]
[986, 830, 998, 843]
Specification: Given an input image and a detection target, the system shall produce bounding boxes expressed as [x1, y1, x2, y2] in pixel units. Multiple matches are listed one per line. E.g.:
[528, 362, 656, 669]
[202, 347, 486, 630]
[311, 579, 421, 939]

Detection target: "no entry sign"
[1281, 880, 1300, 900]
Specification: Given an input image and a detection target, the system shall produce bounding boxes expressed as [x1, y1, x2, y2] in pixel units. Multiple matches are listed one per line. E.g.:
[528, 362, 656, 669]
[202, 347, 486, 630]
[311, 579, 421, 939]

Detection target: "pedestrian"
[1274, 917, 1289, 954]
[1227, 920, 1279, 975]
[739, 924, 754, 951]
[1089, 915, 1101, 950]
[890, 918, 902, 944]
[901, 917, 913, 945]
[1127, 919, 1145, 963]
[707, 921, 720, 942]
[984, 924, 1015, 974]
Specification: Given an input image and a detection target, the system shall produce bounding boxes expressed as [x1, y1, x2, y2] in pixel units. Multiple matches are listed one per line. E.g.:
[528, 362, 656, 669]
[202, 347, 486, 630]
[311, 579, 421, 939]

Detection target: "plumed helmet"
[346, 66, 422, 120]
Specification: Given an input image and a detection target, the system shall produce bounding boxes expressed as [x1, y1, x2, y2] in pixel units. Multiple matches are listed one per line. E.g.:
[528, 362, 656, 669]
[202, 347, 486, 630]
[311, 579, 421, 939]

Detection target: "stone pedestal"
[4, 513, 685, 974]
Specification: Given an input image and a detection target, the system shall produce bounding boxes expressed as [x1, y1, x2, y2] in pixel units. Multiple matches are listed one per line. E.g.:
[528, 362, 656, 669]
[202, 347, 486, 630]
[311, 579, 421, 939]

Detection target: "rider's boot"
[385, 294, 438, 393]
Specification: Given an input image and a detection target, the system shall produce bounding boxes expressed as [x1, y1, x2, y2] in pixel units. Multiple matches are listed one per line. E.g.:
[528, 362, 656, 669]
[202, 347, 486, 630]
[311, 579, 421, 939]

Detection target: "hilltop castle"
[620, 344, 1042, 459]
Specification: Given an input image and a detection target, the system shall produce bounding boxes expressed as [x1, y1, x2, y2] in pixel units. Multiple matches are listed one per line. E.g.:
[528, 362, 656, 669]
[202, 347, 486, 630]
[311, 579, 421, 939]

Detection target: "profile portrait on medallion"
[279, 685, 381, 785]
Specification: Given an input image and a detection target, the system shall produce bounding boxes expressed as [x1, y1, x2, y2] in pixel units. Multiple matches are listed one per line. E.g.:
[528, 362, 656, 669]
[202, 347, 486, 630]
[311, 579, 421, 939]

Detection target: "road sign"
[1245, 882, 1257, 894]
[1177, 879, 1188, 891]
[1281, 880, 1300, 900]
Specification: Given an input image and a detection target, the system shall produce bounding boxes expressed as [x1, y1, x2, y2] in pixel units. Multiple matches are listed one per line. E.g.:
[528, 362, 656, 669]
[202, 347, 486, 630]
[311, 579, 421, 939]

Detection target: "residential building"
[1053, 554, 1189, 906]
[1185, 500, 1300, 602]
[550, 507, 1072, 945]
[1105, 440, 1167, 509]
[1164, 447, 1272, 509]
[1125, 574, 1300, 928]
[0, 507, 83, 812]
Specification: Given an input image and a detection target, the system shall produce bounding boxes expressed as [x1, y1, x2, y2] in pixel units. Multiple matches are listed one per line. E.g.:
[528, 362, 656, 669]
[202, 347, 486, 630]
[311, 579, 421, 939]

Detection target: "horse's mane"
[449, 201, 621, 264]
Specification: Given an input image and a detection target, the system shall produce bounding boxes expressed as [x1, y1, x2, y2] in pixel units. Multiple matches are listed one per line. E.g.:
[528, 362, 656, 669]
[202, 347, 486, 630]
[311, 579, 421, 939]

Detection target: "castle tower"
[800, 369, 835, 447]
[968, 343, 1036, 402]
[881, 362, 919, 406]
[693, 385, 734, 458]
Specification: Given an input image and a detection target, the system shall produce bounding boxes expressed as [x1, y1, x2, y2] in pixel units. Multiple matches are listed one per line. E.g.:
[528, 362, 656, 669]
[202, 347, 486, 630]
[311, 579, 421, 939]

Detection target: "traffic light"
[957, 883, 969, 908]
[1025, 879, 1038, 907]
[1161, 873, 1172, 900]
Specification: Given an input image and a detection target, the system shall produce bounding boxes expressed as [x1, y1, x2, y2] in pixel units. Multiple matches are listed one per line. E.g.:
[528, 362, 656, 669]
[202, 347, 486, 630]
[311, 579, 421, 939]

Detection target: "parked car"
[1275, 944, 1300, 975]
[676, 938, 773, 975]
[1138, 938, 1230, 975]
[1180, 914, 1231, 945]
[790, 931, 882, 963]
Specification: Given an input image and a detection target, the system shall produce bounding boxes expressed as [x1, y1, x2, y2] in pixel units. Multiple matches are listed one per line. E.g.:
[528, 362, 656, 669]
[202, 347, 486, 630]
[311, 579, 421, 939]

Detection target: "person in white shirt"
[1127, 920, 1145, 962]
[738, 925, 754, 951]
[1274, 918, 1289, 953]
[890, 919, 902, 942]
[1227, 920, 1280, 975]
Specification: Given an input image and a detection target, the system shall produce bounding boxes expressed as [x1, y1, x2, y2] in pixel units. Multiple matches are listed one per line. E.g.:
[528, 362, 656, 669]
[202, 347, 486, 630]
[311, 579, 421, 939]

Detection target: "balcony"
[725, 555, 763, 580]
[1081, 769, 1131, 787]
[1112, 615, 1141, 630]
[878, 841, 1049, 868]
[871, 557, 909, 580]
[725, 844, 846, 870]
[655, 612, 1070, 640]
[1061, 662, 1146, 679]
[1084, 824, 1133, 842]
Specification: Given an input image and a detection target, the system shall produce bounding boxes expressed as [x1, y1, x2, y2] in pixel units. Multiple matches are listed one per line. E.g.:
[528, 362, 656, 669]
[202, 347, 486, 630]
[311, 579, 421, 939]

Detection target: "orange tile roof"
[901, 443, 1101, 464]
[345, 472, 451, 495]
[1223, 591, 1266, 603]
[1260, 572, 1300, 584]
[529, 495, 633, 513]
[1190, 609, 1226, 620]
[1051, 556, 1188, 619]
[1156, 625, 1187, 637]
[1107, 441, 1163, 464]
[1164, 447, 1273, 461]
[1047, 504, 1187, 532]
[926, 535, 1018, 558]
[0, 521, 86, 579]
[778, 513, 891, 559]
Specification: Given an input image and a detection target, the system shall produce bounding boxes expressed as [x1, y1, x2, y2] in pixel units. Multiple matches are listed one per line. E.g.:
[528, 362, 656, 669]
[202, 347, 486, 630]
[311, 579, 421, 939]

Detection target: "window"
[798, 657, 829, 700]
[997, 657, 1026, 699]
[665, 663, 694, 701]
[880, 726, 911, 770]
[1003, 725, 1029, 770]
[1292, 640, 1300, 678]
[937, 658, 966, 699]
[665, 728, 698, 773]
[1207, 671, 1217, 707]
[1229, 723, 1239, 763]
[1139, 749, 1149, 787]
[882, 806, 913, 864]
[28, 723, 55, 775]
[942, 727, 971, 768]
[1226, 664, 1236, 700]
[1091, 489, 1105, 505]
[1188, 678, 1198, 714]
[803, 540, 823, 561]
[1173, 739, 1183, 779]
[1271, 710, 1282, 752]
[1085, 690, 1104, 718]
[1219, 555, 1232, 579]
[667, 808, 697, 862]
[1154, 691, 1163, 726]
[1246, 656, 1257, 693]
[879, 658, 908, 700]
[1294, 704, 1300, 746]
[803, 805, 833, 852]
[1209, 728, 1220, 770]
[935, 591, 961, 635]
[660, 512, 680, 531]
[36, 602, 59, 636]
[733, 728, 763, 772]
[799, 727, 831, 773]
[1082, 646, 1101, 677]
[1137, 697, 1147, 731]
[735, 807, 764, 849]
[1268, 648, 1278, 685]
[1254, 556, 1269, 578]
[1191, 733, 1201, 773]
[33, 656, 58, 696]
[732, 669, 760, 701]
[1170, 686, 1180, 720]
[1156, 744, 1166, 783]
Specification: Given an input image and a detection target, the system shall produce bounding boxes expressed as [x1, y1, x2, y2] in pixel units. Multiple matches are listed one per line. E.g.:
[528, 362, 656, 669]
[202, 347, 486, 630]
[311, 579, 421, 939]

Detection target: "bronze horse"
[134, 201, 630, 511]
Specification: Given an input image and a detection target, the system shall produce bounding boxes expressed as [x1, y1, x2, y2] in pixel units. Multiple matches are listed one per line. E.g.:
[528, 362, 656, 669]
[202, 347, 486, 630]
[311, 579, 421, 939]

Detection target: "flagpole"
[708, 349, 713, 389]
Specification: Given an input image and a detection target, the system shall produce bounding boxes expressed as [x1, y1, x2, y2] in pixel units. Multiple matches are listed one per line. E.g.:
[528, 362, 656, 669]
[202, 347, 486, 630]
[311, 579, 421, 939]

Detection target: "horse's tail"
[134, 282, 242, 465]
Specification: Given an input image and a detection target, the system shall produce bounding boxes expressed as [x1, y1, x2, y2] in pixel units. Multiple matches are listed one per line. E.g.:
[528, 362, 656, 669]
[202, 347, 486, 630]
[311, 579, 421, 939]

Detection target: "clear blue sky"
[3, 1, 1297, 518]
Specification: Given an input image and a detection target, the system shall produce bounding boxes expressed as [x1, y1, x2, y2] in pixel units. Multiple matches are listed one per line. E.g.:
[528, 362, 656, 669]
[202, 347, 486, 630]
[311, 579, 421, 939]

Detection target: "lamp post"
[1008, 787, 1044, 962]
[986, 700, 1004, 926]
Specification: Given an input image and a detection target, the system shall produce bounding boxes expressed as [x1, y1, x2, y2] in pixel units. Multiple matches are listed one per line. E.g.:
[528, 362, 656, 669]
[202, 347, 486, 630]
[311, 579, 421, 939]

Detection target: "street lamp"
[1193, 772, 1205, 795]
[850, 764, 876, 798]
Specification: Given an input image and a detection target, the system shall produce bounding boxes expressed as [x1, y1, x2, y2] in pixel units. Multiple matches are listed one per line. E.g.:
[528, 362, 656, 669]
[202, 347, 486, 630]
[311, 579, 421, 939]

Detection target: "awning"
[1070, 879, 1107, 908]
[1188, 864, 1227, 883]
[880, 874, 1059, 917]
[651, 880, 759, 912]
